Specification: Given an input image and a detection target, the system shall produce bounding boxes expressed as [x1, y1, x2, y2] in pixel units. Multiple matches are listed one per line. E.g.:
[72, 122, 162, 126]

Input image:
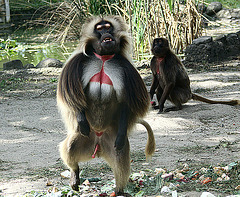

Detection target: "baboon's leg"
[59, 132, 95, 191]
[166, 87, 191, 112]
[153, 86, 163, 110]
[101, 134, 130, 195]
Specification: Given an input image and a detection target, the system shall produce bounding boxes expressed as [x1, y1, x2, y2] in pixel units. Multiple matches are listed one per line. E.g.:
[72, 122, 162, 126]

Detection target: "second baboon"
[150, 37, 240, 113]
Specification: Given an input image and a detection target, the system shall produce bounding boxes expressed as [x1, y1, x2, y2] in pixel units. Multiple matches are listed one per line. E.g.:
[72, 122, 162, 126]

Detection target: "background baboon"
[150, 37, 240, 113]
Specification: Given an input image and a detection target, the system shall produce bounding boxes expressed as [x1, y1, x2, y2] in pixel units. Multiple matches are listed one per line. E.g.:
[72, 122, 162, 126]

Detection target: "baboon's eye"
[157, 40, 162, 45]
[105, 23, 111, 29]
[96, 25, 103, 31]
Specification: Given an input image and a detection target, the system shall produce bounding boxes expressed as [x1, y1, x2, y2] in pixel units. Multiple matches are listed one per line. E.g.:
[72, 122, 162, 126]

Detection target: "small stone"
[60, 170, 71, 178]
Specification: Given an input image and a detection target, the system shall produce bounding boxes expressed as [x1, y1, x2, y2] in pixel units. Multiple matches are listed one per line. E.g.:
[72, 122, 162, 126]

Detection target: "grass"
[24, 0, 202, 60]
[11, 0, 239, 61]
[10, 0, 60, 11]
[11, 0, 240, 12]
[0, 76, 24, 91]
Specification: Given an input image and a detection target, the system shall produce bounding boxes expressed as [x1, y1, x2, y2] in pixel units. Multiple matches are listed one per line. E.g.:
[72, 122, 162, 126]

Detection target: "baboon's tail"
[137, 119, 156, 161]
[192, 93, 240, 106]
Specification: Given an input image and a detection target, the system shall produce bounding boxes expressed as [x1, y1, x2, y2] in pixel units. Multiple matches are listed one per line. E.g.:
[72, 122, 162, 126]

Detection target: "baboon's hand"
[158, 104, 164, 113]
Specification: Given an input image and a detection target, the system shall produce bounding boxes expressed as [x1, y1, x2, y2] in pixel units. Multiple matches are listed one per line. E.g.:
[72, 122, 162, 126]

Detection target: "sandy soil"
[0, 60, 239, 196]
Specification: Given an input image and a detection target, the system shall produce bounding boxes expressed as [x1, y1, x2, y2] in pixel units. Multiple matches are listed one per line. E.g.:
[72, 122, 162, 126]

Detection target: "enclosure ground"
[0, 61, 240, 196]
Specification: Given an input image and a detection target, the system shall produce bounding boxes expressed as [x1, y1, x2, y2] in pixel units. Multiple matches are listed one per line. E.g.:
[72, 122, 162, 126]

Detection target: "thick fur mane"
[78, 15, 132, 61]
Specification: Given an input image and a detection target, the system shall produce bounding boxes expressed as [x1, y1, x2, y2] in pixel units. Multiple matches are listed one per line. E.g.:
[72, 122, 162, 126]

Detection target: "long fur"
[57, 53, 87, 113]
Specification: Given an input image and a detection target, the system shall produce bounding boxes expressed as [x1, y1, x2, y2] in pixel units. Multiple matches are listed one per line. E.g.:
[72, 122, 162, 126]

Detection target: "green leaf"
[135, 190, 145, 197]
[167, 0, 173, 12]
[228, 162, 238, 170]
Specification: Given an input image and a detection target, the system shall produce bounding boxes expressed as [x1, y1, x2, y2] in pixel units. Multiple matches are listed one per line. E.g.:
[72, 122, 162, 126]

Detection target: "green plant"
[31, 0, 202, 60]
[0, 39, 18, 60]
[0, 77, 24, 91]
[49, 77, 57, 83]
[0, 39, 17, 50]
[124, 0, 202, 59]
[0, 80, 6, 88]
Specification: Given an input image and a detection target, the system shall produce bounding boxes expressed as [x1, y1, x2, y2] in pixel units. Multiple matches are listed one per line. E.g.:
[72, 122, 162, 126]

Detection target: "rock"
[216, 8, 240, 19]
[206, 2, 222, 16]
[184, 31, 240, 64]
[192, 36, 213, 45]
[3, 59, 23, 70]
[188, 41, 224, 62]
[36, 58, 63, 68]
[225, 33, 240, 56]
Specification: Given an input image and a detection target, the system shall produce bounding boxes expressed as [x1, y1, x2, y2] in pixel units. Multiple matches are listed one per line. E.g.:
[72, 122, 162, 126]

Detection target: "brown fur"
[57, 16, 155, 195]
[149, 37, 240, 113]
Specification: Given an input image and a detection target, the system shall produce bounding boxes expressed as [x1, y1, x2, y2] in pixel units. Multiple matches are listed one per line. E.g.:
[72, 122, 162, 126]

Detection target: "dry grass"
[34, 0, 203, 60]
[123, 0, 203, 59]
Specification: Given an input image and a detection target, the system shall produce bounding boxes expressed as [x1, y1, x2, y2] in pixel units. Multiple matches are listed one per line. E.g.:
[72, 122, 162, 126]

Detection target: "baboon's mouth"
[102, 37, 113, 43]
[101, 33, 115, 44]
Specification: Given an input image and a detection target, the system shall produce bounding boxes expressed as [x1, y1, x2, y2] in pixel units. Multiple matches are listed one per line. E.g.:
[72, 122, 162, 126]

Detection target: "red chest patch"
[90, 53, 115, 85]
[156, 57, 164, 74]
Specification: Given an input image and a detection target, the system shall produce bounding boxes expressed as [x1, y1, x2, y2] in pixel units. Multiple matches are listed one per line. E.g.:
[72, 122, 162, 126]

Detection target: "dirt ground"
[0, 58, 240, 196]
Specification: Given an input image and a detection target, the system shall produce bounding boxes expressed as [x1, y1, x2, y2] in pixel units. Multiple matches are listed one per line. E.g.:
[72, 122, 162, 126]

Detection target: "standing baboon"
[57, 16, 155, 195]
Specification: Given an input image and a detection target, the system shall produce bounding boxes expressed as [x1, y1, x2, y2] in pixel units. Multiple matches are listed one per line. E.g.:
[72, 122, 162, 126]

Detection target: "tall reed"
[122, 0, 202, 59]
[37, 0, 202, 60]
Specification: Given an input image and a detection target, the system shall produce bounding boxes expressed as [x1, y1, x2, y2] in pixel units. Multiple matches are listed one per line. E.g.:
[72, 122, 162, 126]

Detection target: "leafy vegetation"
[0, 35, 70, 70]
[9, 0, 240, 61]
[0, 76, 24, 91]
[31, 0, 202, 60]
[0, 39, 17, 50]
[0, 39, 18, 61]
[22, 161, 240, 196]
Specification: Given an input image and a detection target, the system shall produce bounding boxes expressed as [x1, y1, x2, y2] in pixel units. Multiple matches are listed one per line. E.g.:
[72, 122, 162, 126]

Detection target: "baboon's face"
[151, 38, 169, 57]
[92, 20, 119, 55]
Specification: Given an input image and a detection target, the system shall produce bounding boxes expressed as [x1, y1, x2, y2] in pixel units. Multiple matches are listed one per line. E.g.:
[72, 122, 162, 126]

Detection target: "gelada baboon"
[57, 16, 155, 195]
[150, 37, 240, 113]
